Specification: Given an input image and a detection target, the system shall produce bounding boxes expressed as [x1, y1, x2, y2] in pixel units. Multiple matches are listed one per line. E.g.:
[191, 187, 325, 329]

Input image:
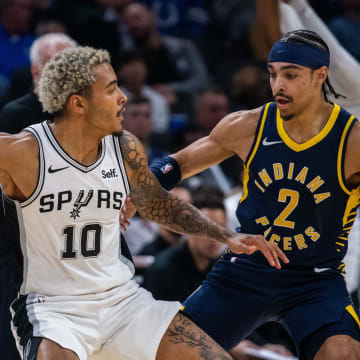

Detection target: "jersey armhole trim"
[113, 136, 131, 196]
[5, 127, 46, 208]
[346, 304, 360, 329]
[337, 115, 358, 195]
[240, 102, 270, 203]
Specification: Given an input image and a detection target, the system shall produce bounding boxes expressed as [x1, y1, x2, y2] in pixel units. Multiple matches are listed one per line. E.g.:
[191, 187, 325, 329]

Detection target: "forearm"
[120, 130, 234, 243]
[133, 188, 234, 243]
[256, 0, 281, 45]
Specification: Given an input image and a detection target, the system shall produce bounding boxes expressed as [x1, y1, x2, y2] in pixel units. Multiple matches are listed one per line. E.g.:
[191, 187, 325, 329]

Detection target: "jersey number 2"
[273, 189, 299, 229]
[61, 224, 102, 259]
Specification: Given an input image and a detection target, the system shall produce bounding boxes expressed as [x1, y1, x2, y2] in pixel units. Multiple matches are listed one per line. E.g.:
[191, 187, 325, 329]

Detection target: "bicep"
[172, 135, 234, 179]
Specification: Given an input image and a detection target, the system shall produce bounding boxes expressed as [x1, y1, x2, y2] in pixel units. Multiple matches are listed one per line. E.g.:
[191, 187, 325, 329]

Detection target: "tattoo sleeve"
[119, 131, 235, 243]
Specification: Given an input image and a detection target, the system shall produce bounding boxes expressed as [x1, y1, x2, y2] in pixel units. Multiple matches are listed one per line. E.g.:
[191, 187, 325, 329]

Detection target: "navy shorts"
[182, 258, 360, 359]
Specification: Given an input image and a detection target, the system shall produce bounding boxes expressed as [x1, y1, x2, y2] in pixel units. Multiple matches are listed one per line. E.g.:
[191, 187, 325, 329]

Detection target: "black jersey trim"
[113, 135, 131, 196]
[4, 197, 28, 293]
[14, 127, 46, 208]
[41, 122, 106, 173]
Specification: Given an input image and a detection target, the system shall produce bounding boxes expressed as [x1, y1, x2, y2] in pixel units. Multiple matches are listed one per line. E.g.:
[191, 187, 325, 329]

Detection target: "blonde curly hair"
[39, 46, 110, 114]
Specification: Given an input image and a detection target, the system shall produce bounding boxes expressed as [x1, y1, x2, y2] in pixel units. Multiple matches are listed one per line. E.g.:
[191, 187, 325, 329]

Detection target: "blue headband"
[268, 41, 330, 69]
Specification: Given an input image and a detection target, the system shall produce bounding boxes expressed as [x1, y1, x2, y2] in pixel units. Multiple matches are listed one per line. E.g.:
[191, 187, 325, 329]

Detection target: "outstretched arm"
[119, 130, 289, 268]
[120, 130, 235, 242]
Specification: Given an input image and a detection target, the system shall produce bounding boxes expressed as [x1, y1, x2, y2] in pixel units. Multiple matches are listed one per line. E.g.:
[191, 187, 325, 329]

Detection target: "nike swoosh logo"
[262, 137, 283, 146]
[314, 267, 331, 273]
[48, 165, 70, 174]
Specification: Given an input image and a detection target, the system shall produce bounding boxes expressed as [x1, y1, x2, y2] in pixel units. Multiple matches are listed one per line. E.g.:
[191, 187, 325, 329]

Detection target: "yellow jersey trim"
[276, 103, 340, 152]
[337, 115, 355, 195]
[240, 103, 271, 203]
[346, 305, 360, 328]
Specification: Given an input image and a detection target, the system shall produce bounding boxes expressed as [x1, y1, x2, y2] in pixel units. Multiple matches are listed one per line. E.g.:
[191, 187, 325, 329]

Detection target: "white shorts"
[11, 280, 182, 360]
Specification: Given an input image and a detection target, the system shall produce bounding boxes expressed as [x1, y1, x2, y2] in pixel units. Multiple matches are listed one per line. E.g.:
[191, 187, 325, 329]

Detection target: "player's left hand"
[226, 234, 289, 269]
[119, 196, 137, 231]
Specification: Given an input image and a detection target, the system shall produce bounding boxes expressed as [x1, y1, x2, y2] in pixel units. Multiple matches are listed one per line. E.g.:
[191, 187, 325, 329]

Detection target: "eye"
[268, 72, 276, 79]
[286, 73, 297, 79]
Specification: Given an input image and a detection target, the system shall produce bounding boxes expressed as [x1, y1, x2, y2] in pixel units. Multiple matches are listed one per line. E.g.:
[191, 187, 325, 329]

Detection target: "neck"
[281, 98, 333, 144]
[50, 115, 104, 165]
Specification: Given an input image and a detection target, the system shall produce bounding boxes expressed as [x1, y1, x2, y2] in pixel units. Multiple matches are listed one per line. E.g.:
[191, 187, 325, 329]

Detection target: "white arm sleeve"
[279, 0, 360, 118]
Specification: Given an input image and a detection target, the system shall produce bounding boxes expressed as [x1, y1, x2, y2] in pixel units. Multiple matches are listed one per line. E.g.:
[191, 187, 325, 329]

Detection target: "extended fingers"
[274, 243, 289, 264]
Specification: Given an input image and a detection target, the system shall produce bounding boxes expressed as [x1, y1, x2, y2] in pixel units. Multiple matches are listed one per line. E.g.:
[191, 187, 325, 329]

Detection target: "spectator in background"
[328, 0, 360, 62]
[231, 64, 272, 110]
[101, 0, 134, 51]
[0, 33, 76, 133]
[122, 96, 167, 163]
[192, 86, 241, 189]
[0, 74, 8, 102]
[0, 0, 35, 90]
[143, 186, 225, 302]
[3, 19, 69, 106]
[122, 3, 209, 102]
[35, 19, 67, 36]
[50, 0, 121, 56]
[138, 185, 191, 257]
[139, 0, 209, 38]
[116, 50, 169, 132]
[193, 86, 229, 135]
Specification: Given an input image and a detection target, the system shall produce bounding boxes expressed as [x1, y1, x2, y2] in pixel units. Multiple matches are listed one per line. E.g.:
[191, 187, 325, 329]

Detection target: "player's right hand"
[226, 234, 289, 269]
[120, 196, 137, 231]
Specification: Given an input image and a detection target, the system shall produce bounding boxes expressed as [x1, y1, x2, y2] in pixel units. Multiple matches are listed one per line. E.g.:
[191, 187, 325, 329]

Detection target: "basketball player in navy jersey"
[0, 46, 286, 360]
[121, 29, 360, 359]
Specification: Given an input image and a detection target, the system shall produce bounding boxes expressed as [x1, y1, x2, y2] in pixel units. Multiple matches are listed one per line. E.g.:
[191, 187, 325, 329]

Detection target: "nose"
[272, 76, 286, 94]
[118, 87, 127, 105]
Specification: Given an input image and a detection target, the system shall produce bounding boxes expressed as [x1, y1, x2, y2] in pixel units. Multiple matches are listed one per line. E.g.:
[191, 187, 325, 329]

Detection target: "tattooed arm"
[119, 131, 289, 268]
[119, 131, 234, 242]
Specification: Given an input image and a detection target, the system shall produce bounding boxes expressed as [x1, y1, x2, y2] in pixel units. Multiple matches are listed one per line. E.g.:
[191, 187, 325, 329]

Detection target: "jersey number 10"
[61, 224, 102, 259]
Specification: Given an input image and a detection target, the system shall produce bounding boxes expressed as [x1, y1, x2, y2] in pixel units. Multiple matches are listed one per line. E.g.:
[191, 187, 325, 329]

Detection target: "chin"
[280, 111, 295, 121]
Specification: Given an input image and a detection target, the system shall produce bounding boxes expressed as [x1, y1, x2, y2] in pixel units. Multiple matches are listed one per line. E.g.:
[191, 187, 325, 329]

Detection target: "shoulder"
[210, 106, 264, 148]
[0, 131, 38, 164]
[118, 130, 143, 153]
[344, 118, 360, 178]
[346, 118, 360, 151]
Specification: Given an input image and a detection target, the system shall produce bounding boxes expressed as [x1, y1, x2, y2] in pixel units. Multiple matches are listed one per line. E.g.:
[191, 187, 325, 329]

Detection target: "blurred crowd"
[1, 0, 360, 358]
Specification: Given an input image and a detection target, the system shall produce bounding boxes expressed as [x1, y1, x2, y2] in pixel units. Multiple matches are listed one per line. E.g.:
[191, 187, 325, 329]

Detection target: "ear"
[68, 94, 87, 114]
[316, 66, 328, 85]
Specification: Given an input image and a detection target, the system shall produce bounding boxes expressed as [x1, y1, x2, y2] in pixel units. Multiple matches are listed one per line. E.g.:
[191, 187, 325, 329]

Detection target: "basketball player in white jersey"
[0, 46, 288, 360]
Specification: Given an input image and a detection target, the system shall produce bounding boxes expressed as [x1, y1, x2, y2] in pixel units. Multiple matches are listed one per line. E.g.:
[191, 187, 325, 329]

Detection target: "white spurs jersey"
[4, 122, 135, 296]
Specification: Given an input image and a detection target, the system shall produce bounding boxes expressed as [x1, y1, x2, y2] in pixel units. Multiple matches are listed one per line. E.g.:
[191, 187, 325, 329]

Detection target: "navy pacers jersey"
[233, 102, 360, 270]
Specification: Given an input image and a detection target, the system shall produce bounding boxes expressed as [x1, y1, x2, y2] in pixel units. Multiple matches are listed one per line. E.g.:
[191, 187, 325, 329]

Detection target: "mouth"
[117, 106, 126, 118]
[275, 96, 292, 111]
